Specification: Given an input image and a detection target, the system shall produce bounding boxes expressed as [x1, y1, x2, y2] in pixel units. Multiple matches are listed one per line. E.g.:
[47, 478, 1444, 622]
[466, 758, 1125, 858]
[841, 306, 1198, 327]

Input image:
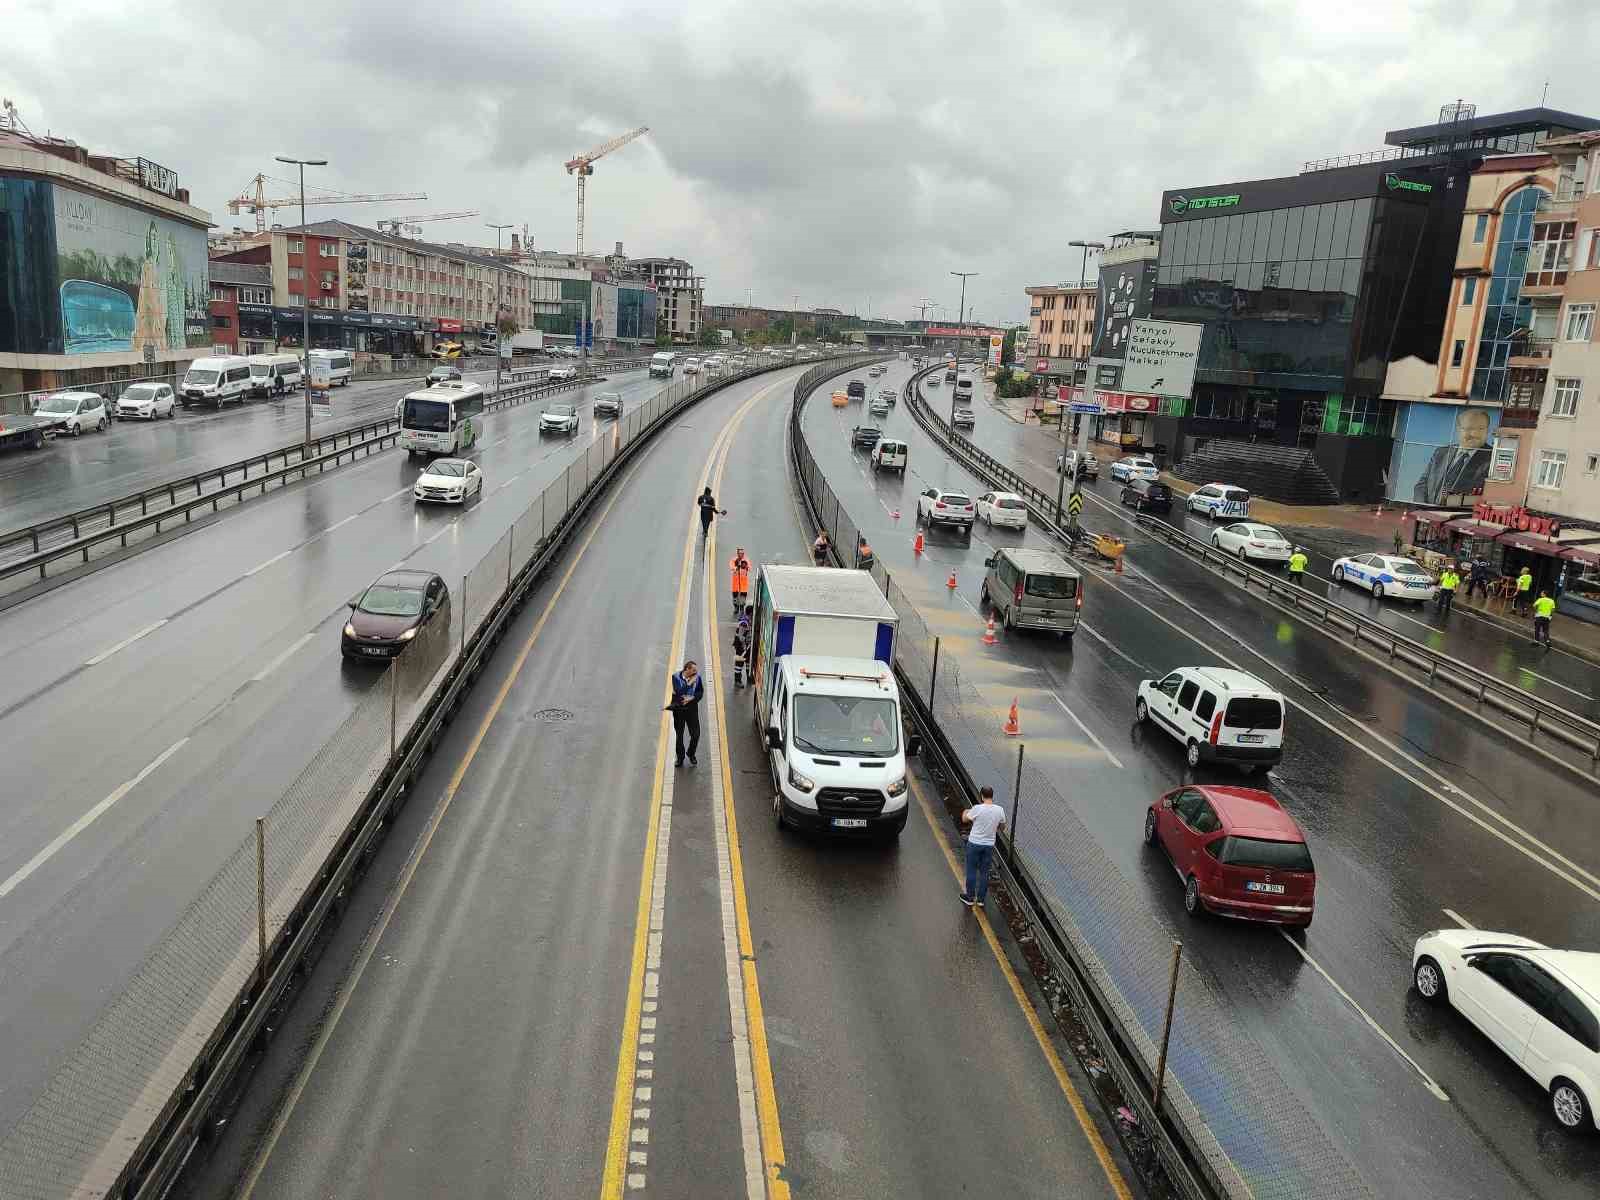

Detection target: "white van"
[248, 353, 304, 397]
[1135, 666, 1284, 772]
[306, 349, 354, 387]
[180, 355, 254, 407]
[650, 351, 677, 379]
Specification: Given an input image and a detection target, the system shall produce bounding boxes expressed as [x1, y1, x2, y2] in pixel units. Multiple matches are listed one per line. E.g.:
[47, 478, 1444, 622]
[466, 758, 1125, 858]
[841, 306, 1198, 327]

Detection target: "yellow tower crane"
[564, 126, 649, 256]
[227, 173, 426, 233]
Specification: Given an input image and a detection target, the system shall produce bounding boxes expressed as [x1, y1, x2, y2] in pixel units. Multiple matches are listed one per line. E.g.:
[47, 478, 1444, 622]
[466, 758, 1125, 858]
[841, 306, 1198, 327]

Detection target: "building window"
[212, 315, 231, 329]
[1551, 377, 1581, 417]
[288, 239, 303, 253]
[1565, 302, 1596, 342]
[1534, 449, 1567, 489]
[288, 267, 303, 281]
[1451, 339, 1466, 367]
[1587, 452, 1600, 475]
[1461, 277, 1476, 305]
[1471, 186, 1547, 402]
[1527, 222, 1575, 288]
[319, 242, 338, 257]
[1473, 213, 1489, 243]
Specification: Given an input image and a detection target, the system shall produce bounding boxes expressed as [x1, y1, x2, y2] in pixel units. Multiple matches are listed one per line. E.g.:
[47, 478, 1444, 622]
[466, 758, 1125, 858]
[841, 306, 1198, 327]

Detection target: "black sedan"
[852, 425, 883, 448]
[342, 570, 450, 661]
[1120, 477, 1173, 514]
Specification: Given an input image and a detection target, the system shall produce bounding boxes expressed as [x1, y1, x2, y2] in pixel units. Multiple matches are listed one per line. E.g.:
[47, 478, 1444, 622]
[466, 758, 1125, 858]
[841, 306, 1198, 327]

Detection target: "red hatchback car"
[1144, 785, 1315, 927]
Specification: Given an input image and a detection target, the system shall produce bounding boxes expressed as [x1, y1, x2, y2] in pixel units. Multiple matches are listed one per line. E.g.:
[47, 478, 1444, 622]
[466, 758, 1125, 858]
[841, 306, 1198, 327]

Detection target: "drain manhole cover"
[531, 707, 574, 722]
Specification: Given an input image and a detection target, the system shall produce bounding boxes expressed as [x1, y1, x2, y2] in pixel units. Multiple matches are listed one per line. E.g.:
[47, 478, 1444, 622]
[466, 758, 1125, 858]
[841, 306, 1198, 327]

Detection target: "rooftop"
[208, 260, 271, 287]
[273, 219, 518, 273]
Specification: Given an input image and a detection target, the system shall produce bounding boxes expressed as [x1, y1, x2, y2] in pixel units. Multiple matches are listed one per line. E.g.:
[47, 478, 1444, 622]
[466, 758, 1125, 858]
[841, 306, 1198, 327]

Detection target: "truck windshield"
[402, 398, 452, 432]
[793, 695, 898, 756]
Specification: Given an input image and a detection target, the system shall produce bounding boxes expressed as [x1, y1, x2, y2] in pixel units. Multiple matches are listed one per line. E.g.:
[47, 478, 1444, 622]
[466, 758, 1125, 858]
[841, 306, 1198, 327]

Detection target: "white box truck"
[650, 351, 678, 378]
[749, 565, 915, 839]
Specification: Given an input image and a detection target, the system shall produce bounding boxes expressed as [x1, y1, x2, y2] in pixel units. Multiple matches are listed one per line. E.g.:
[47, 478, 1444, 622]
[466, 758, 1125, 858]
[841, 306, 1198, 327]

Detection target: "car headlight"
[343, 622, 357, 637]
[787, 765, 816, 794]
[399, 627, 418, 641]
[886, 775, 907, 797]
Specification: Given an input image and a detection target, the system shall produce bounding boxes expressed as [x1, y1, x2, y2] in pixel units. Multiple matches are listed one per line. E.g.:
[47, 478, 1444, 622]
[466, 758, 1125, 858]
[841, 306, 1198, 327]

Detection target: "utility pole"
[276, 155, 327, 454]
[1064, 240, 1107, 529]
[486, 223, 513, 391]
[950, 271, 977, 427]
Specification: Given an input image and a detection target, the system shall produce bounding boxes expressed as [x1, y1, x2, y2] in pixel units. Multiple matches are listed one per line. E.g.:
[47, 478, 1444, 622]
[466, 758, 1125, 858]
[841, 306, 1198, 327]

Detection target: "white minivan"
[248, 353, 305, 397]
[1135, 666, 1284, 772]
[180, 356, 254, 407]
[306, 349, 354, 387]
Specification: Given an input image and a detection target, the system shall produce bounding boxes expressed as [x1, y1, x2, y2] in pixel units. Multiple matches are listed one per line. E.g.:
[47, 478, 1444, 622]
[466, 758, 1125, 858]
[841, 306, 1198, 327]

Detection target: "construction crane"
[227, 173, 426, 233]
[375, 210, 480, 238]
[564, 126, 649, 256]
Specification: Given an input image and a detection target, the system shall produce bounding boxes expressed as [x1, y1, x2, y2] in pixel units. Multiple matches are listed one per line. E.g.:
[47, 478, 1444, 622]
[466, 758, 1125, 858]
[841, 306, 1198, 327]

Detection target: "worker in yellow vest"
[1514, 567, 1534, 615]
[1287, 547, 1309, 586]
[1532, 591, 1557, 647]
[1435, 565, 1460, 615]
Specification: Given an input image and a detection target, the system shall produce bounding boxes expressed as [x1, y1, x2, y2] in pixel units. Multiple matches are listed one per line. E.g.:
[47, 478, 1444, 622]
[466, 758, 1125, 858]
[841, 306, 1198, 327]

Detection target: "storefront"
[237, 303, 274, 355]
[1409, 503, 1600, 613]
[270, 307, 422, 355]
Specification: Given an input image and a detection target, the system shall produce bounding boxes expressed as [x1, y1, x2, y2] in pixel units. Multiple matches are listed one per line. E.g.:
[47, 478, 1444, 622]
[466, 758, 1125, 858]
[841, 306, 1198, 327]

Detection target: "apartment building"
[632, 257, 702, 342]
[1024, 283, 1096, 363]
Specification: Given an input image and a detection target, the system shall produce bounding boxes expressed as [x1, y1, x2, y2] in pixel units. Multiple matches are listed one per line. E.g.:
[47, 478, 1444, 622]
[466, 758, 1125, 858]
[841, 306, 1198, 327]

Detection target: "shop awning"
[1497, 530, 1567, 556]
[1561, 544, 1600, 567]
[1414, 510, 1468, 526]
[1443, 518, 1507, 538]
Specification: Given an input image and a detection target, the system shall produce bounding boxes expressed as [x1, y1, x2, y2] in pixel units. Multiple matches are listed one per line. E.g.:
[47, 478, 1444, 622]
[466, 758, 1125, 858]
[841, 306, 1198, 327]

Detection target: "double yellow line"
[600, 379, 789, 1198]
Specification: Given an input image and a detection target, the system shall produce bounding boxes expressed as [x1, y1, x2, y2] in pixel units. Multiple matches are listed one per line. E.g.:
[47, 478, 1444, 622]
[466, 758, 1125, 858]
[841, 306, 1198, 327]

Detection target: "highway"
[797, 360, 1600, 1198]
[175, 362, 1134, 1200]
[0, 365, 653, 1137]
[957, 395, 1600, 721]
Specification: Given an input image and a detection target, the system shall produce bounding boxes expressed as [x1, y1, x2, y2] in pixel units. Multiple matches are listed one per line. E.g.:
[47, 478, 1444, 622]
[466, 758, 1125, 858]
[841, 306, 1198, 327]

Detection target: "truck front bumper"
[779, 796, 908, 837]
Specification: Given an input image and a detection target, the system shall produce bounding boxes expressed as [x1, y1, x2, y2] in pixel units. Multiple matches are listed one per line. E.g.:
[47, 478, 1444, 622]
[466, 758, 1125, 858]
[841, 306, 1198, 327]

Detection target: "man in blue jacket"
[669, 660, 704, 766]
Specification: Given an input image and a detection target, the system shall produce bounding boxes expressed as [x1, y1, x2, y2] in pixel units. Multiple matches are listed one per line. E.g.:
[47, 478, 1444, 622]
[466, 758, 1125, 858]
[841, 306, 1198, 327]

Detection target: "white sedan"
[413, 458, 483, 504]
[1331, 553, 1436, 603]
[548, 365, 579, 382]
[1109, 456, 1160, 483]
[1211, 522, 1291, 564]
[1413, 928, 1600, 1131]
[977, 491, 1029, 529]
[116, 383, 177, 420]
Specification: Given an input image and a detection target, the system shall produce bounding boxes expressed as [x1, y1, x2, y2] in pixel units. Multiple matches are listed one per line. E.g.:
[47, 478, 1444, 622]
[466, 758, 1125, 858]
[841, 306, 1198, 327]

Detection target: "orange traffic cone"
[913, 531, 925, 556]
[1115, 550, 1124, 575]
[946, 569, 958, 589]
[981, 616, 998, 645]
[891, 508, 900, 520]
[1003, 699, 1021, 737]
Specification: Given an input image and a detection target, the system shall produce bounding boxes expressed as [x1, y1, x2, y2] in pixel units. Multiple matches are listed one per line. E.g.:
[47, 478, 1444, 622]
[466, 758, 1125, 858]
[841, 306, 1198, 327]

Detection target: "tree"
[994, 368, 1033, 399]
[1001, 328, 1017, 366]
[699, 325, 723, 348]
[497, 313, 519, 338]
[656, 330, 673, 348]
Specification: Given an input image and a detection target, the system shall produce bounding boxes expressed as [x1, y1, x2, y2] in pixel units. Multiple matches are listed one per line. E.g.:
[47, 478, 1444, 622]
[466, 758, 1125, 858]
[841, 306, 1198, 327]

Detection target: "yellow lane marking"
[907, 772, 1134, 1200]
[239, 457, 648, 1200]
[601, 378, 786, 1197]
[706, 408, 793, 1198]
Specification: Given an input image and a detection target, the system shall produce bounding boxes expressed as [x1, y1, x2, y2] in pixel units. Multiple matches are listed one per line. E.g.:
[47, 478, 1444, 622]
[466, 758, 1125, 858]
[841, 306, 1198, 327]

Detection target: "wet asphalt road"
[0, 369, 660, 1137]
[803, 362, 1600, 1199]
[175, 363, 1131, 1200]
[971, 400, 1600, 721]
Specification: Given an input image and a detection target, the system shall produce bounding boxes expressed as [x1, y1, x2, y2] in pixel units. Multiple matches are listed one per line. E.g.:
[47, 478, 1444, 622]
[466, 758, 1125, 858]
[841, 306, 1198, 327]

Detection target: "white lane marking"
[244, 548, 293, 577]
[1442, 908, 1473, 929]
[318, 513, 361, 536]
[0, 738, 189, 900]
[382, 487, 409, 501]
[1105, 567, 1600, 902]
[1514, 668, 1593, 700]
[422, 525, 452, 546]
[1074, 620, 1149, 672]
[1278, 931, 1450, 1102]
[84, 619, 168, 666]
[251, 632, 316, 683]
[953, 590, 982, 619]
[1048, 691, 1124, 768]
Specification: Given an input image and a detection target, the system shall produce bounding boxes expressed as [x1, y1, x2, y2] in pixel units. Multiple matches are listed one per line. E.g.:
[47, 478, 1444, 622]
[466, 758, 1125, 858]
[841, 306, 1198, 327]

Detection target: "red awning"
[1497, 530, 1567, 556]
[1443, 518, 1507, 538]
[1561, 544, 1600, 567]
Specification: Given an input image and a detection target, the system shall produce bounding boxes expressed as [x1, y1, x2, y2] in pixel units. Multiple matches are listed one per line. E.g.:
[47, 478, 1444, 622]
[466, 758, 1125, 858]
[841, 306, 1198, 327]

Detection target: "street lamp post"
[486, 223, 513, 391]
[950, 271, 977, 427]
[276, 155, 327, 453]
[1064, 240, 1106, 536]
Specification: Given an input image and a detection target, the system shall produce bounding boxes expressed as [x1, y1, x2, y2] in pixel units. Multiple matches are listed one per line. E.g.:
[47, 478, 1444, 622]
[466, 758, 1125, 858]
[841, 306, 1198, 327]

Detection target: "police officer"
[1533, 591, 1557, 647]
[1287, 546, 1309, 586]
[1514, 566, 1534, 615]
[1436, 563, 1460, 615]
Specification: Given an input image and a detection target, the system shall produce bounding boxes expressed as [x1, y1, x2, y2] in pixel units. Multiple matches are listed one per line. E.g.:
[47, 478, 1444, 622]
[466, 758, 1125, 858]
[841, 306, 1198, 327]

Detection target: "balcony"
[1521, 276, 1568, 301]
[1536, 191, 1582, 217]
[1500, 405, 1542, 429]
[1508, 335, 1555, 366]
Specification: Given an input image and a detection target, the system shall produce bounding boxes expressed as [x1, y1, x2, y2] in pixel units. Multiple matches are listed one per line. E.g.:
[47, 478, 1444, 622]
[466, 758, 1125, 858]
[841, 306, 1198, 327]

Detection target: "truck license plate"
[832, 818, 868, 829]
[1236, 734, 1264, 743]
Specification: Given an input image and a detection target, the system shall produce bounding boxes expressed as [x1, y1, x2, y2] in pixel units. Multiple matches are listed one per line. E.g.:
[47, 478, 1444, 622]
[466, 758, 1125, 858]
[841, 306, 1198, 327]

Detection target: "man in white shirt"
[960, 786, 1006, 909]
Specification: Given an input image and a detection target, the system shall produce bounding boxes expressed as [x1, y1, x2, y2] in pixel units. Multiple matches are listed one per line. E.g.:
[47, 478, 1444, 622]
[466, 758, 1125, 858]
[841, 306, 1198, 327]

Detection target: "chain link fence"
[790, 375, 1373, 1200]
[0, 349, 870, 1199]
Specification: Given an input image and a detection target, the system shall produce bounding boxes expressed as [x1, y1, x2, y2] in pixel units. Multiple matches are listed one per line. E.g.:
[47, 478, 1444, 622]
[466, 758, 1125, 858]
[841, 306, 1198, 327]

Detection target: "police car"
[1109, 456, 1160, 483]
[1186, 483, 1251, 521]
[1330, 553, 1437, 603]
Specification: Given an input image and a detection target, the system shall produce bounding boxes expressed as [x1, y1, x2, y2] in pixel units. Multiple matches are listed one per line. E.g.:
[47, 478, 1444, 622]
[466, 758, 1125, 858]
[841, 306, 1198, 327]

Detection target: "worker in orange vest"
[729, 547, 752, 613]
[856, 535, 875, 571]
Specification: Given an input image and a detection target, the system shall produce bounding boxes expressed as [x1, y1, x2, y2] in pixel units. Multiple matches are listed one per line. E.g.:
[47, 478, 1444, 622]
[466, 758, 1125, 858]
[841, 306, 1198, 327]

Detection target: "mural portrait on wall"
[1412, 407, 1492, 504]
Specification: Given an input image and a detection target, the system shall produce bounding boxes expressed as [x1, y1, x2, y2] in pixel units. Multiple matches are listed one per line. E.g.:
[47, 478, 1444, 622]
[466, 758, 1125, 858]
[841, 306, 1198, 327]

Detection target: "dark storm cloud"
[8, 0, 1599, 324]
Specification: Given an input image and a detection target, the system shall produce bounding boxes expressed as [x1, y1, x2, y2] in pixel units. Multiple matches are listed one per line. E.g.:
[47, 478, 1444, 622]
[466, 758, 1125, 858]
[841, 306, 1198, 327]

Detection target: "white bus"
[398, 381, 486, 456]
[307, 349, 354, 387]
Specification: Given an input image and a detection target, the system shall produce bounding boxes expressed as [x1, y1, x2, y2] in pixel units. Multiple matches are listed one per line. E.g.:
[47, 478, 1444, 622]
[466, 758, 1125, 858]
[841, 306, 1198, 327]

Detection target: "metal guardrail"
[899, 370, 1600, 772]
[0, 367, 646, 596]
[0, 349, 872, 1200]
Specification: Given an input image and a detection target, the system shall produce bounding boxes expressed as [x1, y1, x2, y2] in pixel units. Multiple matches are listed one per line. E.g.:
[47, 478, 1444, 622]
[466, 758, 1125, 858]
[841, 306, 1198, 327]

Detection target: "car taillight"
[935, 500, 946, 509]
[1014, 581, 1024, 605]
[1249, 541, 1265, 548]
[1209, 712, 1223, 745]
[1075, 588, 1083, 610]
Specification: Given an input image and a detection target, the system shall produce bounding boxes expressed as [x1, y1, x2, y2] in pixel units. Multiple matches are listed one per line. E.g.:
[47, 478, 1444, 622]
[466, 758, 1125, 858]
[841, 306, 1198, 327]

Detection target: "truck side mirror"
[765, 727, 782, 751]
[984, 556, 996, 568]
[906, 732, 922, 757]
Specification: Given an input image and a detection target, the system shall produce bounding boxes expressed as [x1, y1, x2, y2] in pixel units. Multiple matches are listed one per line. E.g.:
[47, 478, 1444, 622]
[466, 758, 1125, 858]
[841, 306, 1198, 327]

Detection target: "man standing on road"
[1287, 547, 1309, 586]
[1533, 591, 1557, 648]
[729, 547, 751, 613]
[697, 487, 726, 538]
[959, 786, 1007, 910]
[668, 660, 704, 767]
[1436, 564, 1460, 615]
[812, 530, 832, 567]
[856, 535, 875, 571]
[1467, 557, 1491, 602]
[1514, 566, 1534, 615]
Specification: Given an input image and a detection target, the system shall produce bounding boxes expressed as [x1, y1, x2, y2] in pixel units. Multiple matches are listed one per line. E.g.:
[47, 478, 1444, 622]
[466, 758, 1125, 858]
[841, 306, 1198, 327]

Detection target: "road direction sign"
[1067, 492, 1084, 517]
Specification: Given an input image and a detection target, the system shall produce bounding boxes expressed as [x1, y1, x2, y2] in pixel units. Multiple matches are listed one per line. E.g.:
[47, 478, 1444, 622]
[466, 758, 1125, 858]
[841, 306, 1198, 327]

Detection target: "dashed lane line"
[84, 618, 168, 666]
[250, 632, 316, 683]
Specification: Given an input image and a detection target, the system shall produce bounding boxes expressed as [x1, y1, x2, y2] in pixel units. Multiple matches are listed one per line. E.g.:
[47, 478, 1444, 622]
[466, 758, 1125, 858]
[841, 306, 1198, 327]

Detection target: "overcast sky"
[8, 1, 1598, 327]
